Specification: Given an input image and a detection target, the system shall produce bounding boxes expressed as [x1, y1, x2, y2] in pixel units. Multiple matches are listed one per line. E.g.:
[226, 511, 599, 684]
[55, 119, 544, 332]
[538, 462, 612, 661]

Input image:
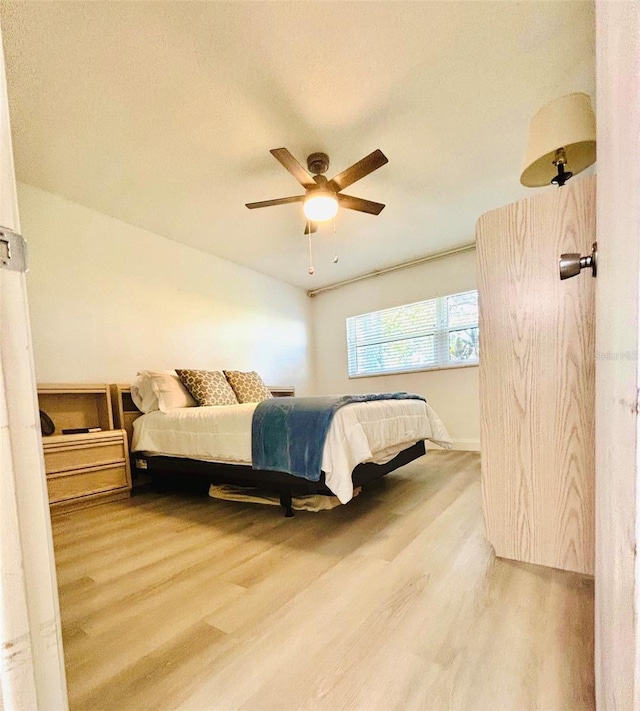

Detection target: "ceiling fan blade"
[270, 148, 317, 189]
[304, 221, 318, 235]
[245, 195, 304, 209]
[338, 194, 385, 215]
[328, 149, 388, 192]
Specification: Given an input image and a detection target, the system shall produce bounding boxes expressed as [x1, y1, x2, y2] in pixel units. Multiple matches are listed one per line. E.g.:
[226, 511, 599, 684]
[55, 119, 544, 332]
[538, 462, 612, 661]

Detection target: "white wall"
[18, 182, 314, 393]
[311, 249, 479, 450]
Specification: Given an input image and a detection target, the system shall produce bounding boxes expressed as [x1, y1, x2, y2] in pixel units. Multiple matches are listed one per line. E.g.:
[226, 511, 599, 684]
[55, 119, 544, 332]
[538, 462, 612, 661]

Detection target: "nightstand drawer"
[47, 464, 129, 503]
[43, 433, 126, 474]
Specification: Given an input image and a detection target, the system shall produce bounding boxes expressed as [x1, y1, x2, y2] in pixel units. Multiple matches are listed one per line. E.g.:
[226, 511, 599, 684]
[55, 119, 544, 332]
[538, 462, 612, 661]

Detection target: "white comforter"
[132, 399, 451, 503]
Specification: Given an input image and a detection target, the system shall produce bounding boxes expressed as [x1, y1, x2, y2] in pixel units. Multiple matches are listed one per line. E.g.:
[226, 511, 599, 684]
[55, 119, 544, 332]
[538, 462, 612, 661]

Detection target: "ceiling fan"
[245, 148, 388, 234]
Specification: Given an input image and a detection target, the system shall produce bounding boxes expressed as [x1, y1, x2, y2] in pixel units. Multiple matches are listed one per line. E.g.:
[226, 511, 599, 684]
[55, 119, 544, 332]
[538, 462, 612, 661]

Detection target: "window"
[346, 290, 479, 377]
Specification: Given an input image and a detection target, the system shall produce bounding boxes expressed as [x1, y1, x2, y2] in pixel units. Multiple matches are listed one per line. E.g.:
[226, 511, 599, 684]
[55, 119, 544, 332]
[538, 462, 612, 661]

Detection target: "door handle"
[559, 242, 597, 280]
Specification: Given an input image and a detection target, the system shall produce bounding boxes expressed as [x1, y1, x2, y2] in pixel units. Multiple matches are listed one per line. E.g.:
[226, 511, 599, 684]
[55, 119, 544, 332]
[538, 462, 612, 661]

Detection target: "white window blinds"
[346, 290, 479, 377]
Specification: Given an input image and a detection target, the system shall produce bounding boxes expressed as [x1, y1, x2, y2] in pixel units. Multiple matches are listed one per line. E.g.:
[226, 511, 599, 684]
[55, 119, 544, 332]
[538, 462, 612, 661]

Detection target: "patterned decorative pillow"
[176, 369, 238, 407]
[223, 370, 273, 404]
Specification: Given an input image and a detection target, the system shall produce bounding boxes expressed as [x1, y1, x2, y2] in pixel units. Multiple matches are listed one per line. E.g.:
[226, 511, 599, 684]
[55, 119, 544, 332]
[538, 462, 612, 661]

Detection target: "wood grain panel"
[43, 433, 126, 474]
[47, 464, 129, 503]
[477, 175, 595, 575]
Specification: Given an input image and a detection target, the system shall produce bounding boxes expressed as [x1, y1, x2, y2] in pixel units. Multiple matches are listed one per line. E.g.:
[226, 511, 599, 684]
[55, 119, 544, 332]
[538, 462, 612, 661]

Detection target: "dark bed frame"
[132, 440, 426, 517]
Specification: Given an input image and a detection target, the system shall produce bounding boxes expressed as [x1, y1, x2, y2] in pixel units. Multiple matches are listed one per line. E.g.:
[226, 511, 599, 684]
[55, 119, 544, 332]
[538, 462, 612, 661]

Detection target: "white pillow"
[131, 370, 197, 413]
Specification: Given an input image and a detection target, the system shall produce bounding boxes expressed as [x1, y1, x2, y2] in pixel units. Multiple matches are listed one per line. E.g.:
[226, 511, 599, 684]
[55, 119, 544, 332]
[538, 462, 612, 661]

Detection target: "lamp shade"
[520, 92, 596, 187]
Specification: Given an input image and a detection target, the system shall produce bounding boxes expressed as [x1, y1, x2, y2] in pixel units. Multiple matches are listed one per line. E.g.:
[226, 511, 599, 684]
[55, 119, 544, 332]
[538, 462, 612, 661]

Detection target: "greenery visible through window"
[346, 290, 479, 377]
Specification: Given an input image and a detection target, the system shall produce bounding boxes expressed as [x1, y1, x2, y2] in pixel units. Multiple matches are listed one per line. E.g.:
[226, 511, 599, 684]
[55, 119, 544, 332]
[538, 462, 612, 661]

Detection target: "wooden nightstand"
[110, 383, 150, 490]
[38, 384, 132, 513]
[110, 383, 141, 445]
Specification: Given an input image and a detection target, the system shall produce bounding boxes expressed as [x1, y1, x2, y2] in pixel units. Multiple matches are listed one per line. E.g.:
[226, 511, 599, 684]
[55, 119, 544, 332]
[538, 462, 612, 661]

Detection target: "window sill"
[348, 362, 479, 379]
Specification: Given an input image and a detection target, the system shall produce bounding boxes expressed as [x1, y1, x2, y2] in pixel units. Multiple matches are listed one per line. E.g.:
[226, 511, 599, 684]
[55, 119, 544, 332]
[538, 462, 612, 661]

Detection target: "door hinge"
[0, 227, 28, 273]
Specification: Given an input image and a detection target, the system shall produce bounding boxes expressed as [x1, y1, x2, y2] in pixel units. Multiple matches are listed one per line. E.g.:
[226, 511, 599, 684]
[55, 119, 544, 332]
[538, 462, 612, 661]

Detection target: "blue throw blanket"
[251, 392, 426, 482]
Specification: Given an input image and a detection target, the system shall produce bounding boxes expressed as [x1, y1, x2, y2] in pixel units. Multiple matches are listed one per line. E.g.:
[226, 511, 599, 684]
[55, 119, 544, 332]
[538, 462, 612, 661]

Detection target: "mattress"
[132, 399, 451, 503]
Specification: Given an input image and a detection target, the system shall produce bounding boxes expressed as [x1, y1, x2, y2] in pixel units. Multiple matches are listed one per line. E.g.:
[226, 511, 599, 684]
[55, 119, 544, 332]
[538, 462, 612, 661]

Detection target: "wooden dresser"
[38, 384, 132, 514]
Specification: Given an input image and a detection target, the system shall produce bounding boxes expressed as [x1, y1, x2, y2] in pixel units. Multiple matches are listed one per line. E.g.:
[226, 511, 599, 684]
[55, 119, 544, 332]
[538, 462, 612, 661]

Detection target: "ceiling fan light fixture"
[303, 190, 338, 222]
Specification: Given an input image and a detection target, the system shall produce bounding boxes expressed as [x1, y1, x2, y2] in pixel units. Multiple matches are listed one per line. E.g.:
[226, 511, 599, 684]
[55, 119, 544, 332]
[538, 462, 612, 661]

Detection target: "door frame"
[594, 0, 640, 708]
[0, 22, 68, 710]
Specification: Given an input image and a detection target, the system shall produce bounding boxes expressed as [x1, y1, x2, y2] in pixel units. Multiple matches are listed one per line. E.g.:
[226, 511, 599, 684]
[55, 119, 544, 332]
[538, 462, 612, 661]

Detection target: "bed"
[130, 393, 452, 516]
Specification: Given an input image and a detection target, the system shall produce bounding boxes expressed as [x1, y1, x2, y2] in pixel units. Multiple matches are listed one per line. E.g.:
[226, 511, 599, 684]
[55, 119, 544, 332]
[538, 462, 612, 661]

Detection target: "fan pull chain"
[332, 217, 339, 264]
[307, 222, 315, 275]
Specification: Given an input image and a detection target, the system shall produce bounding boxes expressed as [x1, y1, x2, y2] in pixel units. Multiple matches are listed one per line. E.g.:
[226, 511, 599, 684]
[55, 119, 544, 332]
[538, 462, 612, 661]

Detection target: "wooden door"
[476, 175, 595, 575]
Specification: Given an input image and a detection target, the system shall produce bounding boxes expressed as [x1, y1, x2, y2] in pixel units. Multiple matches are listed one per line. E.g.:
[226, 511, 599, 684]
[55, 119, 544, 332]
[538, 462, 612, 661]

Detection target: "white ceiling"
[0, 1, 595, 289]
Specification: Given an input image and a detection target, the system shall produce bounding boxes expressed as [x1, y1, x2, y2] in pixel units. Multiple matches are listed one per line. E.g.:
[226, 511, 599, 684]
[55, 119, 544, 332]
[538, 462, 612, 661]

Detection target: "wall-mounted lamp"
[520, 92, 596, 188]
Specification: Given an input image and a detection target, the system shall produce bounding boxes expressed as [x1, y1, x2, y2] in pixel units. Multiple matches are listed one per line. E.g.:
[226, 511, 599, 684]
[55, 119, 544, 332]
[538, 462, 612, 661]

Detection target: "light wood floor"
[52, 451, 594, 711]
